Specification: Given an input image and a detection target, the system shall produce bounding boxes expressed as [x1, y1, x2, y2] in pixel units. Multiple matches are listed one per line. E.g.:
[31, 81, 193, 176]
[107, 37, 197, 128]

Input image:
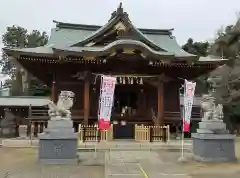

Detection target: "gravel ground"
[0, 148, 104, 178]
[156, 150, 240, 178]
[0, 140, 240, 178]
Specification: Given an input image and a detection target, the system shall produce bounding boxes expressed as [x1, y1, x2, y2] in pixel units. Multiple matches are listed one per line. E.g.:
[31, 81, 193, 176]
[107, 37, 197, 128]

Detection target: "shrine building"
[3, 3, 226, 139]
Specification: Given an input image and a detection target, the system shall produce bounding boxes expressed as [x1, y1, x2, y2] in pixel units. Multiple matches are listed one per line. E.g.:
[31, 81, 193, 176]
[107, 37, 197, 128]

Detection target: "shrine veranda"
[3, 3, 226, 139]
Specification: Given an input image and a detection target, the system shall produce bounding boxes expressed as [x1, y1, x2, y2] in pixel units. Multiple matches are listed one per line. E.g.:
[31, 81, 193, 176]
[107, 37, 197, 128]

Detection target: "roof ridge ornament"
[116, 2, 124, 15]
[109, 2, 129, 21]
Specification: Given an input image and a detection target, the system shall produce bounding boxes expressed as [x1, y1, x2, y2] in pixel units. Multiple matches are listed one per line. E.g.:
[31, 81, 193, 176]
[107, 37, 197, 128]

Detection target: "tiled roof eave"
[54, 39, 175, 58]
[4, 50, 54, 57]
[174, 55, 198, 61]
[196, 56, 228, 64]
[3, 47, 54, 57]
[196, 60, 227, 65]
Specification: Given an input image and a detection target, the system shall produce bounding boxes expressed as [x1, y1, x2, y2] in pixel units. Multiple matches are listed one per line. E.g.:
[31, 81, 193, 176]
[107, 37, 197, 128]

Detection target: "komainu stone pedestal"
[38, 119, 78, 164]
[192, 120, 236, 162]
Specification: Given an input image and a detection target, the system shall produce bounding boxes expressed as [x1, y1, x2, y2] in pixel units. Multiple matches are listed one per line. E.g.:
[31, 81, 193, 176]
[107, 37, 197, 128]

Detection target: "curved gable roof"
[61, 3, 173, 51]
[47, 3, 195, 58]
[47, 25, 194, 57]
[3, 3, 228, 64]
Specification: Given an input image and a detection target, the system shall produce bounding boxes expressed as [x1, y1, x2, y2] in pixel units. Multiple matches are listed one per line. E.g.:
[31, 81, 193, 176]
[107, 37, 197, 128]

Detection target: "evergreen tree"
[1, 25, 50, 96]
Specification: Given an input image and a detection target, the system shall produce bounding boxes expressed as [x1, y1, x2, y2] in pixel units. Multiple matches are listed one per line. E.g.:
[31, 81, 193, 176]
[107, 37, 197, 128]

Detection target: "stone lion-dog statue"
[48, 91, 75, 120]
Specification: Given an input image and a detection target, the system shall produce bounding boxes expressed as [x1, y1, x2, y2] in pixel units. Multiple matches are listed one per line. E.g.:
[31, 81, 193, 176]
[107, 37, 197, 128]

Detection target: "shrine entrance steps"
[1, 138, 192, 151]
[77, 140, 192, 152]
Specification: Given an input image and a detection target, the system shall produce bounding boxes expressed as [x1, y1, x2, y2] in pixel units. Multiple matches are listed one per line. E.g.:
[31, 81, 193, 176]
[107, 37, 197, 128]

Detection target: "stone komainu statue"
[48, 91, 75, 120]
[201, 94, 223, 121]
[213, 104, 224, 120]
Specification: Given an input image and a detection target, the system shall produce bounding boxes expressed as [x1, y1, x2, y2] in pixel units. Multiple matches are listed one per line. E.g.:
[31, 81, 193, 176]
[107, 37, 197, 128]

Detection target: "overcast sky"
[0, 0, 240, 48]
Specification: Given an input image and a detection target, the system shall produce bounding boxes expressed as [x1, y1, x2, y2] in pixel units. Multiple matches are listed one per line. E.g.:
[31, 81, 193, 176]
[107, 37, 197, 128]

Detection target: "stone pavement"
[0, 148, 104, 178]
[105, 150, 240, 178]
[105, 151, 191, 178]
[1, 147, 240, 178]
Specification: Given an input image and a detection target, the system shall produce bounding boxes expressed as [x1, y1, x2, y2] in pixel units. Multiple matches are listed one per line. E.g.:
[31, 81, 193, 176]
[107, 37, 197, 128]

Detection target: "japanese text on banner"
[183, 79, 196, 132]
[99, 76, 116, 122]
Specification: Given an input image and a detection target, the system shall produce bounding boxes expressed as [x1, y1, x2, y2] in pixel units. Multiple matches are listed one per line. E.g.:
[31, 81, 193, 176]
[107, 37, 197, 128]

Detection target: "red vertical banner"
[183, 80, 196, 132]
[98, 75, 116, 131]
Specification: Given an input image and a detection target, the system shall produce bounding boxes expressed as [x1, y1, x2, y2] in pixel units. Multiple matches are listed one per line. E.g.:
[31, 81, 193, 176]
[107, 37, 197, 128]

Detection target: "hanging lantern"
[131, 78, 134, 84]
[123, 77, 126, 84]
[140, 77, 143, 85]
[120, 77, 122, 84]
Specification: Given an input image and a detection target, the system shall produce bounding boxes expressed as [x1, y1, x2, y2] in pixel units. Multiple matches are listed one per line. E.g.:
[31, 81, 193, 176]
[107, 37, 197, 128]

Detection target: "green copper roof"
[53, 39, 174, 57]
[48, 28, 94, 47]
[46, 27, 193, 58]
[3, 3, 225, 62]
[146, 35, 194, 57]
[47, 3, 193, 58]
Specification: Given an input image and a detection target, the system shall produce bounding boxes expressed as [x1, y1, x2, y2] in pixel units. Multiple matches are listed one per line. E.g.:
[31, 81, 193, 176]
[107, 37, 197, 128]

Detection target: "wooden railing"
[27, 105, 49, 137]
[135, 124, 170, 142]
[28, 106, 49, 119]
[135, 124, 150, 142]
[78, 124, 113, 142]
[78, 124, 170, 143]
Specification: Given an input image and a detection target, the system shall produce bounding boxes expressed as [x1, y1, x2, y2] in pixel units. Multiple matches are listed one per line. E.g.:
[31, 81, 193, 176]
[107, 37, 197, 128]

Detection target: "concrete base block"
[192, 133, 236, 162]
[198, 120, 226, 131]
[38, 119, 78, 164]
[39, 158, 78, 165]
[39, 138, 78, 164]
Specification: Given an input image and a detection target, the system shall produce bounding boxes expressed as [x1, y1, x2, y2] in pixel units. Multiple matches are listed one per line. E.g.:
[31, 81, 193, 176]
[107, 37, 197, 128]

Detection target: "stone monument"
[0, 108, 17, 138]
[192, 78, 236, 162]
[38, 91, 78, 164]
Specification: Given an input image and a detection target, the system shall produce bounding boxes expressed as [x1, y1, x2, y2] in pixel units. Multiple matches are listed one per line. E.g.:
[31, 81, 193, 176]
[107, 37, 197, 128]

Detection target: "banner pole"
[96, 75, 103, 159]
[94, 127, 98, 159]
[98, 75, 116, 161]
[178, 81, 186, 162]
[182, 81, 186, 160]
[178, 80, 196, 162]
[181, 110, 184, 159]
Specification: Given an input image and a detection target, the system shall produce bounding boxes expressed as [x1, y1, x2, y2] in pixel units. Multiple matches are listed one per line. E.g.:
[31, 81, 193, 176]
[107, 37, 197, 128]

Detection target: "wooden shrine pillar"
[137, 88, 146, 116]
[39, 122, 44, 133]
[51, 81, 56, 103]
[51, 72, 56, 103]
[33, 122, 38, 137]
[157, 82, 164, 126]
[83, 72, 90, 125]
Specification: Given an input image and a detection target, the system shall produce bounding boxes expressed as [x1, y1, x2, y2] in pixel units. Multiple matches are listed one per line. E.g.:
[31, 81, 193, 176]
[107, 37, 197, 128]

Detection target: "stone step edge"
[1, 140, 192, 148]
[1, 143, 191, 149]
[1, 143, 192, 147]
[0, 145, 191, 152]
